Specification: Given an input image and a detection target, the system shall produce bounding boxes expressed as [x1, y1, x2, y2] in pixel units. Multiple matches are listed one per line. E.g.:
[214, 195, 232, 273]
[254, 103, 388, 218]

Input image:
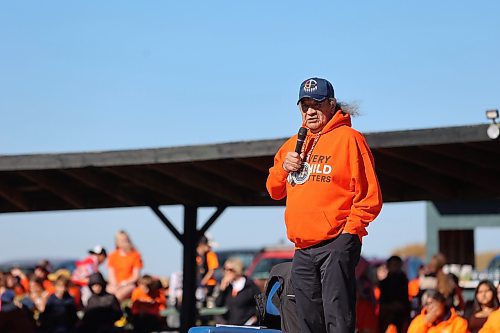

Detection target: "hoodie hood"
[305, 110, 351, 136]
[88, 272, 106, 288]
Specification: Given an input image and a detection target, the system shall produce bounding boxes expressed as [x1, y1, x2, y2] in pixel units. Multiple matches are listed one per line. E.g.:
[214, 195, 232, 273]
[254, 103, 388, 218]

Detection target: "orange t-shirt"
[20, 277, 29, 294]
[43, 279, 55, 294]
[108, 250, 143, 284]
[69, 285, 82, 309]
[408, 278, 420, 299]
[131, 286, 166, 316]
[196, 251, 219, 286]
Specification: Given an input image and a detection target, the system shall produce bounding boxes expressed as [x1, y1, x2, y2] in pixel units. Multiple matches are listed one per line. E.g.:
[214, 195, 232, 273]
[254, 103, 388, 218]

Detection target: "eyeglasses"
[299, 100, 327, 113]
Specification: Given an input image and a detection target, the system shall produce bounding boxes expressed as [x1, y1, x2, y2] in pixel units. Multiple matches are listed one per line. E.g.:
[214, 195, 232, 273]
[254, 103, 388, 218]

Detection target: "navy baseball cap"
[297, 77, 335, 105]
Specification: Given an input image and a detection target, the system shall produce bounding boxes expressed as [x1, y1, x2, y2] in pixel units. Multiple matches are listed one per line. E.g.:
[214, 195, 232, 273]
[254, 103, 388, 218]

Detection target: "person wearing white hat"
[71, 245, 108, 306]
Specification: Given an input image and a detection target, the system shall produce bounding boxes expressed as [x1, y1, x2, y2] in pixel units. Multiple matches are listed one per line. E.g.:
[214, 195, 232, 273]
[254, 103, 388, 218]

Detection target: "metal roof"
[1, 123, 498, 213]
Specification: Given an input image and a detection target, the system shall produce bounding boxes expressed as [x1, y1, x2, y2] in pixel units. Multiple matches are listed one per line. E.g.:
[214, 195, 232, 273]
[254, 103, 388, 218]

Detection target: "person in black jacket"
[379, 255, 411, 333]
[79, 272, 122, 333]
[0, 289, 36, 333]
[39, 275, 78, 333]
[215, 257, 260, 325]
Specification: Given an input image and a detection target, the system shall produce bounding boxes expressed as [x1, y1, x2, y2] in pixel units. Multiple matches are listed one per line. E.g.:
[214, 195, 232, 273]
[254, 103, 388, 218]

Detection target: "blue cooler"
[189, 326, 282, 333]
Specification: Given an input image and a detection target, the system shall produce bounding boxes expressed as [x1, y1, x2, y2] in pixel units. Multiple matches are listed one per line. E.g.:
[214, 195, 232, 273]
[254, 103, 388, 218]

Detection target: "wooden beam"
[464, 141, 500, 155]
[0, 180, 31, 211]
[104, 167, 193, 205]
[19, 171, 85, 209]
[379, 147, 500, 195]
[376, 174, 405, 202]
[233, 157, 272, 173]
[149, 164, 248, 205]
[0, 125, 490, 173]
[375, 152, 455, 198]
[366, 124, 489, 148]
[192, 160, 266, 192]
[150, 206, 183, 243]
[62, 169, 137, 206]
[0, 200, 21, 213]
[420, 144, 500, 171]
[181, 205, 198, 333]
[198, 206, 226, 238]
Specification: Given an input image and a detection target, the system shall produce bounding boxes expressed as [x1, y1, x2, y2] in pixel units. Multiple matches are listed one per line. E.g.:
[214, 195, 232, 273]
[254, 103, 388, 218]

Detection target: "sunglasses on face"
[299, 100, 327, 113]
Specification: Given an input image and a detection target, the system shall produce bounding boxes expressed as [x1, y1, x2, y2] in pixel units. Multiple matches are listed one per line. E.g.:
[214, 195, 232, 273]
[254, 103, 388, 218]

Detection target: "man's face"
[299, 98, 335, 133]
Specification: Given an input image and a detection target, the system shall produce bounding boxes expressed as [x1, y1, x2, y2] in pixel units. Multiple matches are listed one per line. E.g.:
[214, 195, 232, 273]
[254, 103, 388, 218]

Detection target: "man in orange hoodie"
[267, 77, 383, 333]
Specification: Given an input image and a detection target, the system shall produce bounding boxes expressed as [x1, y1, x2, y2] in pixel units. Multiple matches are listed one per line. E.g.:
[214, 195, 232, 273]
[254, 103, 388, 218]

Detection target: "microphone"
[295, 127, 308, 154]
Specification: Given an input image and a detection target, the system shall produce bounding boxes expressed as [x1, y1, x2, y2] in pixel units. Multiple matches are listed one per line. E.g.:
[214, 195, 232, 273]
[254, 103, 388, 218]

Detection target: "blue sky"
[1, 1, 499, 276]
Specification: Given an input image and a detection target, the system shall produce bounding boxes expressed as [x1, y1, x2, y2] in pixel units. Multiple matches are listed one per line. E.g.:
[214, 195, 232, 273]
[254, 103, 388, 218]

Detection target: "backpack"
[255, 262, 299, 333]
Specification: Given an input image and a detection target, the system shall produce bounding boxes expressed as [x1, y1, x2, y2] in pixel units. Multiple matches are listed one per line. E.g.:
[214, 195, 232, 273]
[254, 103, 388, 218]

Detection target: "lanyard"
[302, 132, 321, 163]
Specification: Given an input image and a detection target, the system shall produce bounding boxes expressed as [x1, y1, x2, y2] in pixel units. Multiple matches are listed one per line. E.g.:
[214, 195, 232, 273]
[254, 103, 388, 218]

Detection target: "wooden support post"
[181, 205, 198, 333]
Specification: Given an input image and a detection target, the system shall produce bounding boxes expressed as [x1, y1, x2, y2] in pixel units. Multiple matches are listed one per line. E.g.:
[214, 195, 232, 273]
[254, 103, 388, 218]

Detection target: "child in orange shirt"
[130, 275, 166, 333]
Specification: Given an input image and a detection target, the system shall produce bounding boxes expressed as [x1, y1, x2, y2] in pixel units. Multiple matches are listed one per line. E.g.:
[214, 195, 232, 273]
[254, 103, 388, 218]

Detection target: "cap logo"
[303, 79, 318, 93]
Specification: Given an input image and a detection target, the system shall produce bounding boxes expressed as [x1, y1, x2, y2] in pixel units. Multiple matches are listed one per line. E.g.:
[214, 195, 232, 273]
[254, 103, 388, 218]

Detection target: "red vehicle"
[245, 245, 295, 292]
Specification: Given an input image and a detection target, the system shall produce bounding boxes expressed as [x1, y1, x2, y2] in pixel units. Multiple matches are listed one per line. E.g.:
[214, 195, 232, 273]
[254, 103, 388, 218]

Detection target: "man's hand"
[282, 152, 303, 173]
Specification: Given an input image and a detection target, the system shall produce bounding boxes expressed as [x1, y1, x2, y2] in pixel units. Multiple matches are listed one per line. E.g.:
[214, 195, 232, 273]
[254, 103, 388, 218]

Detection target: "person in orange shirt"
[107, 230, 143, 302]
[9, 268, 29, 296]
[267, 77, 383, 333]
[479, 307, 500, 333]
[408, 265, 425, 301]
[467, 280, 499, 333]
[130, 274, 166, 333]
[407, 290, 468, 333]
[196, 235, 219, 302]
[33, 264, 54, 294]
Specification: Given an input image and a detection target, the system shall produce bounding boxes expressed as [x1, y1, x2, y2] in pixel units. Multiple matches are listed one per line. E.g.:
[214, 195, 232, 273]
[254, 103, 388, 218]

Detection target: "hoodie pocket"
[285, 208, 334, 245]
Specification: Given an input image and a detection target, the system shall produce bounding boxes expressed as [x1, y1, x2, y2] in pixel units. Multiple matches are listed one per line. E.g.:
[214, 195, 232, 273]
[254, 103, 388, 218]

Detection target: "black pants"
[291, 233, 361, 333]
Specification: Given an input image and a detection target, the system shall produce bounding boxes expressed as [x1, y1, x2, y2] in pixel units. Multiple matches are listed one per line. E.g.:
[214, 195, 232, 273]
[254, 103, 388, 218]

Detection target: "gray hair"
[330, 98, 359, 117]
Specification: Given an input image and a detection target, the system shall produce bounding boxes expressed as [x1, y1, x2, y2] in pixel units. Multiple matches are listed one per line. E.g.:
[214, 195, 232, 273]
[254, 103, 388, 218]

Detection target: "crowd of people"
[193, 233, 500, 333]
[1, 227, 499, 333]
[355, 253, 500, 333]
[0, 230, 167, 333]
[0, 229, 258, 333]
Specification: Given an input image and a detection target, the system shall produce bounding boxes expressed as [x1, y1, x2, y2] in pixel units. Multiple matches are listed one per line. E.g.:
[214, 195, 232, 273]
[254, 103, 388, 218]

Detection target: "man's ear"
[329, 98, 337, 114]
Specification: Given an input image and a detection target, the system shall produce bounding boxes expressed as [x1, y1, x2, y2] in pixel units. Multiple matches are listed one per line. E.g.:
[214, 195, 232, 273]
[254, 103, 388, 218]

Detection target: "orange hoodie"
[407, 308, 469, 333]
[266, 111, 382, 249]
[479, 308, 500, 333]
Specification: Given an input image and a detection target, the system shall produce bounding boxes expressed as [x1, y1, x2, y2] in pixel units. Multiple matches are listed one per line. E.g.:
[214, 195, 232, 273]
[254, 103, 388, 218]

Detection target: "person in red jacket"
[267, 77, 383, 333]
[408, 290, 468, 333]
